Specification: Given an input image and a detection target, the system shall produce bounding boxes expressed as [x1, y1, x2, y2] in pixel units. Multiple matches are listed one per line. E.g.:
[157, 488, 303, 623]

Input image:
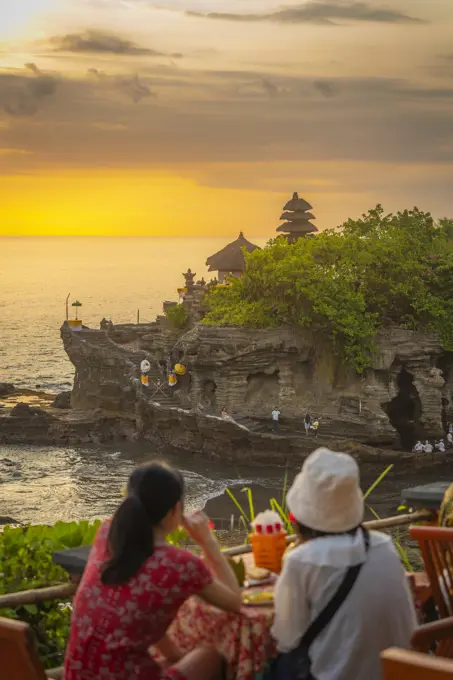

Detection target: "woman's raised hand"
[182, 511, 216, 547]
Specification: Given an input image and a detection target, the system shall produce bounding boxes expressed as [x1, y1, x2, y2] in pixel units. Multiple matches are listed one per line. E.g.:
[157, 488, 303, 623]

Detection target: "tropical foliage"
[202, 206, 453, 372]
[0, 519, 194, 668]
[0, 520, 101, 668]
[165, 303, 189, 330]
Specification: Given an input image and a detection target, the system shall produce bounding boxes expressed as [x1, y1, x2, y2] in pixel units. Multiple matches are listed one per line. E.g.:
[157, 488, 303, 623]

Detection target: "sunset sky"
[1, 0, 453, 236]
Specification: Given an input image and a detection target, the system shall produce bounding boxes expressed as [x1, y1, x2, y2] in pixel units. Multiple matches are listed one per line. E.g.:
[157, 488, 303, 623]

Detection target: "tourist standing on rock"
[304, 413, 311, 436]
[272, 407, 281, 432]
[272, 448, 416, 680]
[423, 440, 433, 453]
[312, 417, 320, 438]
[64, 461, 241, 680]
[412, 440, 423, 453]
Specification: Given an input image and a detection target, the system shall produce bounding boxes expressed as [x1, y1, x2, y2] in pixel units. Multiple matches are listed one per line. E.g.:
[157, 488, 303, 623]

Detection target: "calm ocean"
[0, 236, 267, 393]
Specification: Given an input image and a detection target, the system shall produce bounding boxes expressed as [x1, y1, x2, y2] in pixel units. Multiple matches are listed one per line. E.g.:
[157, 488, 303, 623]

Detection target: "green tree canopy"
[202, 206, 453, 373]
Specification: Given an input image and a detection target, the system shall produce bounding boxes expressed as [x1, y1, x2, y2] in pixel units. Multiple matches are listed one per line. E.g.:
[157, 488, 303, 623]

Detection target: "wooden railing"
[223, 509, 433, 556]
[0, 582, 77, 609]
[0, 509, 432, 610]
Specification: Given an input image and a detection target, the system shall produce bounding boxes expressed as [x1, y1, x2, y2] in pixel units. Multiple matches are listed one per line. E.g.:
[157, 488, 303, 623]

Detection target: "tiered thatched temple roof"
[206, 232, 260, 283]
[277, 192, 317, 243]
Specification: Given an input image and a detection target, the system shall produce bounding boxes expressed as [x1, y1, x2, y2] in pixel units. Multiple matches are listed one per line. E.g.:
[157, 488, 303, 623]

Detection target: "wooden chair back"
[412, 616, 453, 658]
[0, 616, 47, 680]
[410, 526, 453, 619]
[382, 647, 453, 680]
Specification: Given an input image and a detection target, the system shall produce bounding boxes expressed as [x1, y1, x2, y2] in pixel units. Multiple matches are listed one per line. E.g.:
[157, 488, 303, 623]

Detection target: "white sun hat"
[287, 448, 364, 533]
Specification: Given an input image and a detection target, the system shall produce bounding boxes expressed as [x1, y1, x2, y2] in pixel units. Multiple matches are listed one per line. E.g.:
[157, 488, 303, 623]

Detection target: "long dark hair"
[101, 461, 184, 585]
[296, 522, 360, 541]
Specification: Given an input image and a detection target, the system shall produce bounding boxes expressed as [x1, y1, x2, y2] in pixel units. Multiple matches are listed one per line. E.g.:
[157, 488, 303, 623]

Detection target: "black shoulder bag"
[285, 527, 370, 680]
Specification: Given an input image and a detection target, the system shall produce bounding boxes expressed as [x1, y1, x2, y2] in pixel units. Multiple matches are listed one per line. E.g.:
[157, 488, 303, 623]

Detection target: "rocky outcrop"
[62, 325, 143, 413]
[0, 404, 138, 446]
[60, 319, 448, 452]
[10, 402, 50, 418]
[0, 516, 21, 525]
[0, 383, 15, 397]
[0, 409, 56, 444]
[135, 395, 415, 464]
[175, 325, 446, 447]
[52, 391, 72, 409]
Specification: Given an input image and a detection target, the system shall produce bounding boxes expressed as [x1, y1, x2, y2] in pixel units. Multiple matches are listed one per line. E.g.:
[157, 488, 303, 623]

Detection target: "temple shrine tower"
[277, 192, 317, 243]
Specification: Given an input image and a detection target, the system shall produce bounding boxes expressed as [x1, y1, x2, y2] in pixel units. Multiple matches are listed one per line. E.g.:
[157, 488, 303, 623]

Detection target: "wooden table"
[154, 553, 275, 680]
[52, 546, 432, 677]
[157, 588, 275, 680]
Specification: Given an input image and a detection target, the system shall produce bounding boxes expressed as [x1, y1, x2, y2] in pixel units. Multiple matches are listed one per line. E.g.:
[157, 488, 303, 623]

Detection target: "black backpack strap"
[301, 527, 370, 650]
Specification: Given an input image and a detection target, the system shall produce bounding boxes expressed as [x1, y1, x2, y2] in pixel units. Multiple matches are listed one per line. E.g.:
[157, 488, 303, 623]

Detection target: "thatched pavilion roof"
[206, 232, 260, 272]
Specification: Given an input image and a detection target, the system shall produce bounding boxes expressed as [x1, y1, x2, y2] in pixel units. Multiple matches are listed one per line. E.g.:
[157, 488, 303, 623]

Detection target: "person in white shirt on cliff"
[423, 440, 433, 453]
[271, 407, 281, 432]
[271, 448, 416, 680]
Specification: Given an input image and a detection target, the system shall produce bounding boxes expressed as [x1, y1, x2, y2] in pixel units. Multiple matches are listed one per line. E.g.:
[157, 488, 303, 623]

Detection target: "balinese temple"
[277, 192, 317, 243]
[206, 232, 260, 283]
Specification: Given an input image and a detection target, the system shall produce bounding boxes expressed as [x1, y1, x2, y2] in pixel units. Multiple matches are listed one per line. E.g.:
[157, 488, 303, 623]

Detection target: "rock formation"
[52, 391, 72, 409]
[0, 383, 15, 397]
[0, 516, 21, 526]
[10, 402, 50, 418]
[59, 316, 449, 455]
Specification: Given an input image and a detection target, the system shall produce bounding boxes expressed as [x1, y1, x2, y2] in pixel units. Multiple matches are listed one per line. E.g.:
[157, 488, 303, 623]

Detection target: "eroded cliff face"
[174, 325, 446, 446]
[61, 321, 447, 449]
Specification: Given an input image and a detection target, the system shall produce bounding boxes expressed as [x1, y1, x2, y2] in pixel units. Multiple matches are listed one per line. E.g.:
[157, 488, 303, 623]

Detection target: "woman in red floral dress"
[64, 461, 242, 680]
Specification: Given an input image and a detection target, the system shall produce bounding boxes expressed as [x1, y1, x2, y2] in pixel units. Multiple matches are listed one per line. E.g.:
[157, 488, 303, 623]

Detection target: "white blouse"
[271, 530, 417, 680]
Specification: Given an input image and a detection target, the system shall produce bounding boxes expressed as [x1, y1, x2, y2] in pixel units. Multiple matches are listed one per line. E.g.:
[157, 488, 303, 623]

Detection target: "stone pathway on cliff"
[234, 416, 306, 437]
[144, 369, 174, 405]
[233, 416, 268, 433]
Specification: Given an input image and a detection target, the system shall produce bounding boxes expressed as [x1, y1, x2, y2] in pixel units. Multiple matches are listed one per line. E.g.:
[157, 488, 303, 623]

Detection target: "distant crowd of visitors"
[412, 422, 453, 453]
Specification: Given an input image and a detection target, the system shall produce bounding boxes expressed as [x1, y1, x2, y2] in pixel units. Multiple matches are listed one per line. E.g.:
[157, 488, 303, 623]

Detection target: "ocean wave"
[180, 469, 255, 511]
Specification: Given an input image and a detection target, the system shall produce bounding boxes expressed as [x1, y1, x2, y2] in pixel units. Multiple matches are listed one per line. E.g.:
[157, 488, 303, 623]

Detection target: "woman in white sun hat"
[271, 448, 416, 680]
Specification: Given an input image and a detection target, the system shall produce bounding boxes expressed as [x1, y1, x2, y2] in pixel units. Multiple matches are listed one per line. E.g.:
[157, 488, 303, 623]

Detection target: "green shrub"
[0, 520, 190, 668]
[165, 304, 189, 330]
[0, 520, 101, 668]
[203, 206, 453, 373]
